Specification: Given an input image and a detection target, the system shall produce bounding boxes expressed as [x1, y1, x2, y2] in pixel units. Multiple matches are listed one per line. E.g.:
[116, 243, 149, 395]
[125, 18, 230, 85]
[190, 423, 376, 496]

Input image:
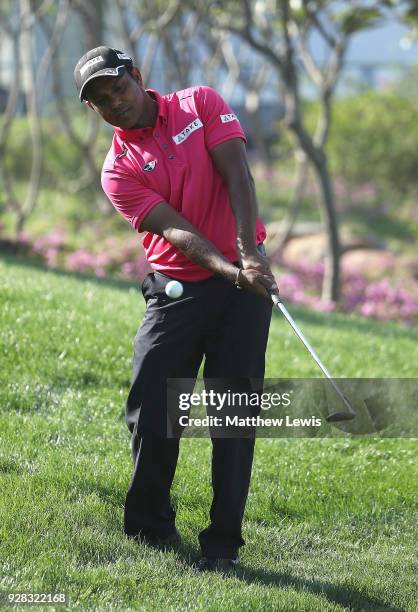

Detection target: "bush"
[4, 113, 109, 191]
[325, 90, 418, 198]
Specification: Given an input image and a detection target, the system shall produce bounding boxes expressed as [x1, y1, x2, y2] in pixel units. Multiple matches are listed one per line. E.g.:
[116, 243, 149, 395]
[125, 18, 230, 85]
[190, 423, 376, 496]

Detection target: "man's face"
[84, 68, 151, 129]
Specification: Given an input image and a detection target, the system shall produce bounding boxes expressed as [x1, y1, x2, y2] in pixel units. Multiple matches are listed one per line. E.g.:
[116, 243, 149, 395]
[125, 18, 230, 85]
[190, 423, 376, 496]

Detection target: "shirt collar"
[113, 89, 167, 142]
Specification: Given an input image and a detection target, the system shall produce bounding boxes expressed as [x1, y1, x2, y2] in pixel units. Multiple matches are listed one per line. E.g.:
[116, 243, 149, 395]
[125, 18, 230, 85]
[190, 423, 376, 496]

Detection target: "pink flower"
[360, 302, 377, 317]
[45, 247, 59, 268]
[334, 176, 349, 199]
[18, 231, 32, 246]
[315, 300, 336, 313]
[66, 250, 96, 272]
[33, 229, 67, 253]
[276, 258, 418, 325]
[120, 257, 150, 281]
[350, 182, 378, 202]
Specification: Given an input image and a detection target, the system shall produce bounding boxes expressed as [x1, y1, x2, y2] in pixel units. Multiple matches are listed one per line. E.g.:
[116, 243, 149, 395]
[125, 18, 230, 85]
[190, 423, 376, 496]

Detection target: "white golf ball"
[165, 280, 183, 299]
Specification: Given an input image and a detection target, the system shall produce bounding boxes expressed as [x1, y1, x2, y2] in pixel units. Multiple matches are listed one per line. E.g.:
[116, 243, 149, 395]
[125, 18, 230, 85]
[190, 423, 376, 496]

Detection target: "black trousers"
[124, 262, 272, 558]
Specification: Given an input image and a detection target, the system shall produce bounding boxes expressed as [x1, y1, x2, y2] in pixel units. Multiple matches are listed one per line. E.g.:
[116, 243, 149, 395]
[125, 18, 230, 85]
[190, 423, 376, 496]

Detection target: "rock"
[277, 233, 327, 264]
[341, 249, 396, 279]
[396, 254, 418, 280]
[269, 228, 389, 268]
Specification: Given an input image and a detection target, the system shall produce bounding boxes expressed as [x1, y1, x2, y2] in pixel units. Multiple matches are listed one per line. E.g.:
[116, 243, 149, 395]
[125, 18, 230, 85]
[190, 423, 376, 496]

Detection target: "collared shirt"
[101, 85, 266, 281]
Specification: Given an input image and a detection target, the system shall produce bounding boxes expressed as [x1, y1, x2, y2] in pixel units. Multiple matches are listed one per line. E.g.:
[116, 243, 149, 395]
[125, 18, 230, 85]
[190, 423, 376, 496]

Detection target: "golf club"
[270, 293, 356, 422]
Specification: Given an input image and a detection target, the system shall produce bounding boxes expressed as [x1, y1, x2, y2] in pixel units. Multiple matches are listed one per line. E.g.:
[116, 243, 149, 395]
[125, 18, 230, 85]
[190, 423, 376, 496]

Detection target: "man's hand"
[239, 251, 278, 300]
[209, 139, 278, 300]
[240, 249, 271, 275]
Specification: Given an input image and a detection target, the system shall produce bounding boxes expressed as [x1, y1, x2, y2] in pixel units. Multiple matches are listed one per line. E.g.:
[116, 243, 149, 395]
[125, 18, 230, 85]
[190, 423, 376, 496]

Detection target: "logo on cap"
[80, 55, 104, 76]
[143, 160, 157, 172]
[75, 46, 134, 102]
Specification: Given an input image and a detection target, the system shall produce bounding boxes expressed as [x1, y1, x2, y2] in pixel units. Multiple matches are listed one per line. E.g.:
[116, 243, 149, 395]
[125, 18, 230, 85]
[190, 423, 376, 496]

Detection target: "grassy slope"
[1, 256, 417, 612]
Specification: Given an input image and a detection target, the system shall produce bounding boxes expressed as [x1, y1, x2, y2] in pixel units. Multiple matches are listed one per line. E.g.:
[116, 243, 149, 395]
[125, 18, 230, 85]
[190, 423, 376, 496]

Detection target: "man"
[74, 46, 278, 572]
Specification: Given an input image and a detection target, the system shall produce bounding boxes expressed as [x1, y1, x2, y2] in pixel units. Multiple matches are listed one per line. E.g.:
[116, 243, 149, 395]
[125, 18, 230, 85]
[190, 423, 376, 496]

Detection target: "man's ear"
[130, 67, 143, 87]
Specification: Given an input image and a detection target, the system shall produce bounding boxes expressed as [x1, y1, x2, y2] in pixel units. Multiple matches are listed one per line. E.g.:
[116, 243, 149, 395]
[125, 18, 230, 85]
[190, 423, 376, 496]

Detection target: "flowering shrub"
[17, 229, 150, 282]
[10, 230, 418, 325]
[278, 261, 336, 313]
[333, 176, 378, 204]
[31, 229, 67, 269]
[66, 250, 111, 277]
[120, 258, 151, 280]
[351, 277, 418, 325]
[277, 258, 418, 325]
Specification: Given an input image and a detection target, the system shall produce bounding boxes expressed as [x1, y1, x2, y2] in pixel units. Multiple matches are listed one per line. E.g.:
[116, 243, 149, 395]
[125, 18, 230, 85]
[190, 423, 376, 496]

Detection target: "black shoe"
[195, 557, 239, 572]
[135, 529, 181, 550]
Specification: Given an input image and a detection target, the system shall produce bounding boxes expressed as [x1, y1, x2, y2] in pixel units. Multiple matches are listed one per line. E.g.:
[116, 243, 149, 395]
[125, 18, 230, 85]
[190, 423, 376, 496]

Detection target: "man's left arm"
[210, 138, 277, 289]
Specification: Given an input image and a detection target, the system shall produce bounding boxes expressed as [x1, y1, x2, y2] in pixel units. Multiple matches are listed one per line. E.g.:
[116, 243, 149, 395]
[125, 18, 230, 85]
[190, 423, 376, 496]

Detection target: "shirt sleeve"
[195, 85, 246, 151]
[101, 167, 164, 232]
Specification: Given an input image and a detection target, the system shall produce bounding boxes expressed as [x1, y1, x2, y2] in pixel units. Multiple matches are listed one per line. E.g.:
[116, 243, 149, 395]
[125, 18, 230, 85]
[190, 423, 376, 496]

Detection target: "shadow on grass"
[120, 519, 405, 611]
[231, 564, 403, 612]
[74, 479, 404, 610]
[134, 540, 403, 611]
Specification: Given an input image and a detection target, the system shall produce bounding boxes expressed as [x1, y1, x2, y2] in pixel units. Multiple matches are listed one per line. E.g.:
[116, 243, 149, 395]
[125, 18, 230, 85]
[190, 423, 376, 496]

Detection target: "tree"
[188, 0, 396, 301]
[0, 0, 70, 235]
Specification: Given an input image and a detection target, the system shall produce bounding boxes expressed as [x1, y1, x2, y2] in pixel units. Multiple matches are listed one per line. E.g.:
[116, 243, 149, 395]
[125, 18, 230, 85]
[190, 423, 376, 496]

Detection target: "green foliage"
[324, 90, 418, 197]
[4, 118, 32, 181]
[335, 7, 383, 34]
[404, 0, 418, 21]
[4, 113, 108, 190]
[2, 112, 112, 234]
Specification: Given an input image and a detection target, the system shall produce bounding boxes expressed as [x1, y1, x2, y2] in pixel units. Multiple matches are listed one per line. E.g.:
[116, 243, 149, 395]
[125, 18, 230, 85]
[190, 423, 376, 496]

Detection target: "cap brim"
[79, 65, 128, 101]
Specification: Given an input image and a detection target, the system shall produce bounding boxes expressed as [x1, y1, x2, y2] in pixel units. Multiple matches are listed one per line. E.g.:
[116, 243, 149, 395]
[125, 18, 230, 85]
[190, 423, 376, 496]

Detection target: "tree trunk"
[0, 27, 22, 221]
[19, 0, 44, 236]
[284, 88, 341, 302]
[269, 150, 308, 256]
[311, 150, 340, 302]
[73, 0, 104, 49]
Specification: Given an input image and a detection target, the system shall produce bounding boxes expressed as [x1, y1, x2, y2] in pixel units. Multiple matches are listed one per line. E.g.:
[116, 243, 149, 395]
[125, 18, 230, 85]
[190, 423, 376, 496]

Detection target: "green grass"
[1, 256, 417, 611]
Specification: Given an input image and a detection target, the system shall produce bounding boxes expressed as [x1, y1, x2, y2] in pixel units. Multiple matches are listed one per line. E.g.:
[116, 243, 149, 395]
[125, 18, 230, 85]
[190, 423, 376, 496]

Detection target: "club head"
[326, 411, 357, 422]
[326, 396, 394, 434]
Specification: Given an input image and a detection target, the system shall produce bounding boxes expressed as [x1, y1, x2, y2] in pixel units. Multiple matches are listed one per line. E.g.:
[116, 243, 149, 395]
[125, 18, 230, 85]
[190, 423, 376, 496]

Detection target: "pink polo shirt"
[101, 85, 266, 281]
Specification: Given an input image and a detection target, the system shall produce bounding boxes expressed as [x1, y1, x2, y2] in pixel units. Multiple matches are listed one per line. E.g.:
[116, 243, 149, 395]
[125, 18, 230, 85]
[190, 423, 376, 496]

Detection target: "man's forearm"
[209, 139, 261, 260]
[164, 226, 239, 282]
[227, 171, 259, 258]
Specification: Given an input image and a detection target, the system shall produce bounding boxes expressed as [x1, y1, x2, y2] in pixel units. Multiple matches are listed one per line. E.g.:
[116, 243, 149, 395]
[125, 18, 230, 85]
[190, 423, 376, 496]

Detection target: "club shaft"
[272, 297, 355, 414]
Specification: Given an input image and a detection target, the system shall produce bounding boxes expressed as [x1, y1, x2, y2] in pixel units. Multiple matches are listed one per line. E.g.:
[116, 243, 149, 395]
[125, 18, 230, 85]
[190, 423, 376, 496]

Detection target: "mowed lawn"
[1, 256, 417, 612]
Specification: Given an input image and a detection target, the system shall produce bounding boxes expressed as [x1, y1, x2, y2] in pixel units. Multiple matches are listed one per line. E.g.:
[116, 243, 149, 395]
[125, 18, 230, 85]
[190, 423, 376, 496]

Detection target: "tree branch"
[303, 0, 337, 48]
[291, 19, 323, 87]
[0, 25, 22, 219]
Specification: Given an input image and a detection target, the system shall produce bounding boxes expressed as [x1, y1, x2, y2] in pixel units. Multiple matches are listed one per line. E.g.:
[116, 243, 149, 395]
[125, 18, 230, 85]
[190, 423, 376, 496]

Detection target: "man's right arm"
[101, 164, 275, 297]
[140, 201, 274, 298]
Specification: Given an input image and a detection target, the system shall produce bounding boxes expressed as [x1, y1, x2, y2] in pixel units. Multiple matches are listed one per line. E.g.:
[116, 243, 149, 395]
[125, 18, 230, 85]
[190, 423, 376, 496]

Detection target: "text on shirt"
[172, 118, 203, 145]
[220, 113, 238, 123]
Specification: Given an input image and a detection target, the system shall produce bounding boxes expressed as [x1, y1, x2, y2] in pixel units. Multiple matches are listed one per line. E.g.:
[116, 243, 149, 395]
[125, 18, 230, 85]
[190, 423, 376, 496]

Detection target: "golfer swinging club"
[74, 46, 278, 572]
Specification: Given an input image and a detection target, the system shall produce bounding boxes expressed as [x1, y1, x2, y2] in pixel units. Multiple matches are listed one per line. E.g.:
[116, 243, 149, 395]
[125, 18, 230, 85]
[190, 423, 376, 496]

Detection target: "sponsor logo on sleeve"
[80, 56, 104, 76]
[113, 145, 128, 167]
[143, 160, 157, 172]
[172, 118, 203, 145]
[220, 113, 238, 123]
